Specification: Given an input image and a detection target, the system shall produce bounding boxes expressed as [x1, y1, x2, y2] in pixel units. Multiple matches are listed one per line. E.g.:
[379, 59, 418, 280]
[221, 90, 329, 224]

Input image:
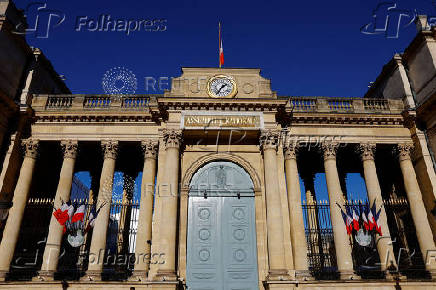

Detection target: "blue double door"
[187, 195, 259, 290]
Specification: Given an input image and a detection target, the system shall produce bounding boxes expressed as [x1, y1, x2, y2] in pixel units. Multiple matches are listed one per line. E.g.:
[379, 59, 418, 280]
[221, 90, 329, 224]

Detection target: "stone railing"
[32, 94, 403, 114]
[34, 94, 159, 111]
[288, 97, 402, 114]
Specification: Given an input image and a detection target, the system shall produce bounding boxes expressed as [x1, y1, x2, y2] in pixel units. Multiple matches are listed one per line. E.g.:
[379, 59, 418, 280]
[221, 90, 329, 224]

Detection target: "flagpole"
[219, 22, 221, 68]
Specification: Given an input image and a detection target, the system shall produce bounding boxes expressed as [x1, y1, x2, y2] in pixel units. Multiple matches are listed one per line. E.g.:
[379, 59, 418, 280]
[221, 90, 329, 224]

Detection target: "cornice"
[287, 113, 404, 126]
[33, 112, 161, 124]
[157, 97, 287, 112]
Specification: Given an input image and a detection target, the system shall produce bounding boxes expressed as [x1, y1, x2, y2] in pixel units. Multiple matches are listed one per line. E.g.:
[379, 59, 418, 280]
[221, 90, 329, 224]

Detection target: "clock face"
[207, 75, 237, 98]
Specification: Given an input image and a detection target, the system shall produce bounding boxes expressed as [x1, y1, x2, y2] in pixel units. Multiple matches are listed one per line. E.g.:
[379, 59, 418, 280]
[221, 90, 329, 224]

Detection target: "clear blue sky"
[15, 0, 436, 96]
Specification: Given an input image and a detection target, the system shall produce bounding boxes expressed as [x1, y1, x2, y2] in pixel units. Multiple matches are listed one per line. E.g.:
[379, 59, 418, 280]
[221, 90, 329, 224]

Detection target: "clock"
[207, 75, 237, 98]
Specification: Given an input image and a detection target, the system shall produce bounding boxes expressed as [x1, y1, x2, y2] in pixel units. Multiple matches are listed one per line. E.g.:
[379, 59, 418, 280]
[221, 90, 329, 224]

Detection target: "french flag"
[340, 208, 353, 235]
[219, 22, 224, 67]
[53, 202, 70, 226]
[71, 204, 86, 223]
[352, 209, 360, 231]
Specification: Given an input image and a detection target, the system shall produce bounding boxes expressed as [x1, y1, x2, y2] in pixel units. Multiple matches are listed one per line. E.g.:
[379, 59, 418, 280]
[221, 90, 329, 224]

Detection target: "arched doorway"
[186, 161, 259, 290]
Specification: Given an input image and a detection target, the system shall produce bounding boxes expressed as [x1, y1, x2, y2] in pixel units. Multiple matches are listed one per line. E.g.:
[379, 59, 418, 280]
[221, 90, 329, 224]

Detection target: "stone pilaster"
[358, 143, 397, 274]
[131, 140, 158, 281]
[397, 143, 436, 275]
[36, 140, 78, 281]
[0, 139, 39, 281]
[155, 130, 182, 281]
[83, 140, 118, 281]
[322, 142, 357, 280]
[283, 140, 311, 279]
[260, 129, 290, 280]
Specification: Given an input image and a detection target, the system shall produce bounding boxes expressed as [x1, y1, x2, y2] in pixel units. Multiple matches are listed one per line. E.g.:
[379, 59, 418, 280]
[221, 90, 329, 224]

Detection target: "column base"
[429, 269, 436, 280]
[129, 270, 148, 282]
[155, 269, 178, 282]
[338, 270, 360, 280]
[0, 271, 7, 282]
[295, 270, 314, 281]
[80, 270, 102, 282]
[267, 269, 293, 281]
[33, 270, 55, 281]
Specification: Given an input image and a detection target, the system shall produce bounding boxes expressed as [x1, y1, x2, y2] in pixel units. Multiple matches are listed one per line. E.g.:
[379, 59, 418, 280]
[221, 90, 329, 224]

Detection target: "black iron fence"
[302, 200, 338, 279]
[302, 197, 427, 279]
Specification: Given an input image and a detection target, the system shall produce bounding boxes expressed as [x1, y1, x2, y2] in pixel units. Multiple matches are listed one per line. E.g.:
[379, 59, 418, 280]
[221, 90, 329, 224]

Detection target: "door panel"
[187, 196, 259, 290]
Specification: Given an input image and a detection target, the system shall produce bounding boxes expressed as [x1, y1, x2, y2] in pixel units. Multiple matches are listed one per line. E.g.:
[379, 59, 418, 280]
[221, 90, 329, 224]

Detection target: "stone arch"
[182, 153, 261, 192]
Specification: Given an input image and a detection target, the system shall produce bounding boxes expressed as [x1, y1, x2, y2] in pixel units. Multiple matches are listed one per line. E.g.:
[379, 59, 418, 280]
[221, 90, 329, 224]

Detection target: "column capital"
[397, 143, 414, 162]
[141, 140, 159, 160]
[260, 129, 280, 151]
[61, 140, 78, 159]
[22, 139, 39, 159]
[283, 141, 298, 160]
[163, 129, 182, 149]
[321, 141, 339, 161]
[358, 143, 376, 161]
[101, 140, 119, 160]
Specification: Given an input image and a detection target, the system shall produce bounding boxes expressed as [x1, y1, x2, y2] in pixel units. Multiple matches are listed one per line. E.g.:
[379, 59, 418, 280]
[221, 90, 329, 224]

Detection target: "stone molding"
[141, 140, 159, 160]
[358, 143, 376, 162]
[163, 129, 182, 149]
[61, 140, 78, 159]
[101, 140, 118, 160]
[22, 139, 39, 159]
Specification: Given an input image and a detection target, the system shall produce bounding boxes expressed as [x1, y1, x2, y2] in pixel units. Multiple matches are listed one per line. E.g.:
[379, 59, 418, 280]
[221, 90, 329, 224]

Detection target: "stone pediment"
[164, 67, 277, 99]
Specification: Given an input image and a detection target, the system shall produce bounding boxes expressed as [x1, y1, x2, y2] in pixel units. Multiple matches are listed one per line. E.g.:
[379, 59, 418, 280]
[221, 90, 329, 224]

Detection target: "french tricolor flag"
[53, 202, 70, 226]
[352, 209, 360, 231]
[219, 22, 224, 68]
[71, 204, 86, 223]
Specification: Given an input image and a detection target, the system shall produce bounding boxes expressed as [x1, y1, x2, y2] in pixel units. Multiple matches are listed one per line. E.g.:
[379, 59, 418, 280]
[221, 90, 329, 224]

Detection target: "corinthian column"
[156, 130, 181, 281]
[358, 143, 397, 273]
[322, 142, 356, 280]
[131, 140, 158, 281]
[260, 130, 290, 280]
[283, 141, 311, 279]
[83, 140, 118, 281]
[0, 139, 39, 281]
[38, 141, 78, 280]
[397, 143, 436, 275]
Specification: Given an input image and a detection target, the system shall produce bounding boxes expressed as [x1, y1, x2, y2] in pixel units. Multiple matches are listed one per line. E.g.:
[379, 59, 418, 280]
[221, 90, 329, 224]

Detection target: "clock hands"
[216, 83, 228, 95]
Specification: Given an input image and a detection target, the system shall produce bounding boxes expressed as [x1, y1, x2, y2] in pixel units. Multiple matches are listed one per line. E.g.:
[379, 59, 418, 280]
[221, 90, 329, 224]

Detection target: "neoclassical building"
[1, 1, 436, 289]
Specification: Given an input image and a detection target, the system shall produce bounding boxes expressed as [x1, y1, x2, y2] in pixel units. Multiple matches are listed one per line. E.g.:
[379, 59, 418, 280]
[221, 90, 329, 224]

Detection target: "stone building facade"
[1, 2, 436, 289]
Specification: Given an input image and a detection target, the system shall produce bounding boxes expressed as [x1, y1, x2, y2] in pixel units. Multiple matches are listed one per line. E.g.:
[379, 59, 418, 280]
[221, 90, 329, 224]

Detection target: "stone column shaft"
[156, 130, 181, 280]
[283, 142, 310, 278]
[322, 142, 355, 279]
[359, 144, 397, 271]
[261, 130, 289, 280]
[132, 140, 158, 280]
[38, 141, 78, 280]
[84, 140, 118, 280]
[397, 144, 436, 272]
[0, 139, 39, 280]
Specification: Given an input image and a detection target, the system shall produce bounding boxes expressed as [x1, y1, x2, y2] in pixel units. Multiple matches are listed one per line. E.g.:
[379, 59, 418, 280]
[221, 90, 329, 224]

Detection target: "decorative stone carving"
[22, 139, 39, 159]
[61, 140, 78, 159]
[141, 140, 158, 159]
[358, 143, 376, 161]
[101, 140, 118, 160]
[397, 143, 414, 162]
[283, 141, 298, 160]
[321, 142, 339, 160]
[163, 129, 182, 149]
[260, 129, 280, 151]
